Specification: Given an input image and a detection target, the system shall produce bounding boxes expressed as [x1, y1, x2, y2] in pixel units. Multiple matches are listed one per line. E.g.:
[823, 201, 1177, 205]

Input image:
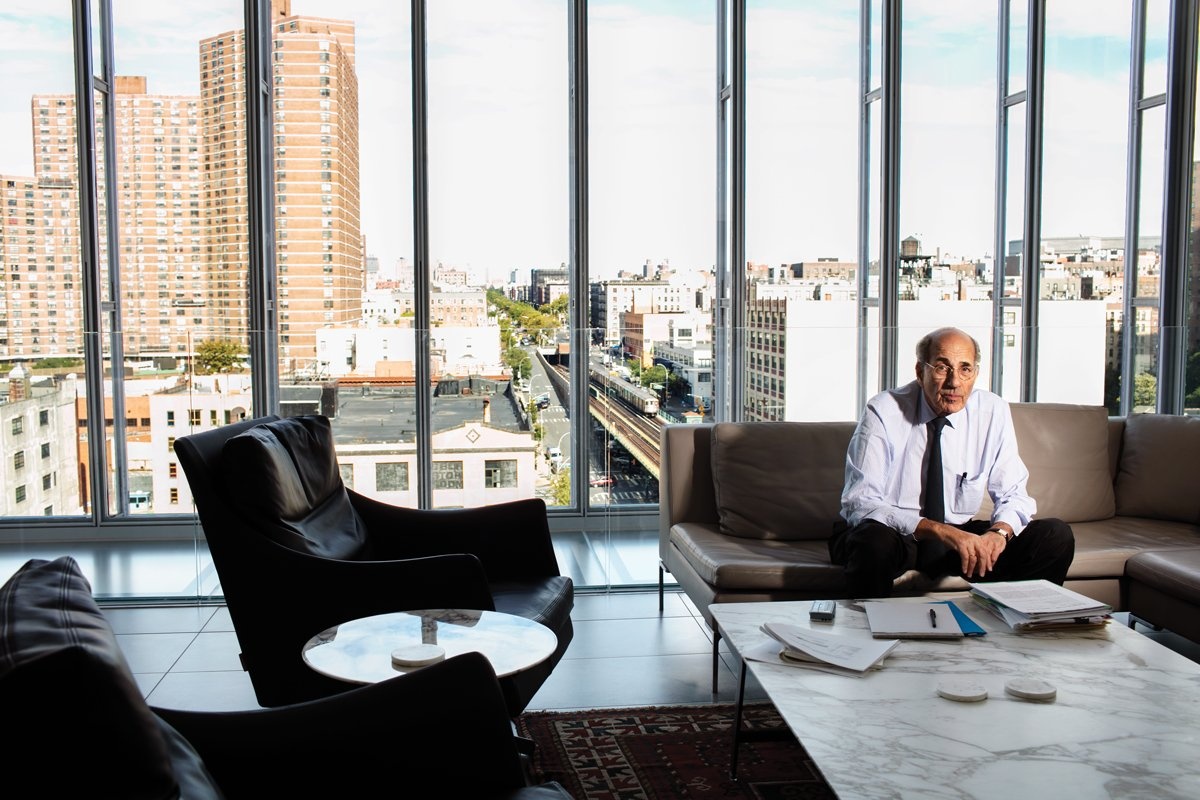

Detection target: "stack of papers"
[968, 579, 1112, 631]
[862, 600, 986, 639]
[753, 621, 899, 677]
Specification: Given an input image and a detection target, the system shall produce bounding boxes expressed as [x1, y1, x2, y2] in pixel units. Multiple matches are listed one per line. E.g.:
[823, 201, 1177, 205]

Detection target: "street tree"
[194, 339, 242, 375]
[1134, 371, 1157, 408]
[550, 466, 571, 507]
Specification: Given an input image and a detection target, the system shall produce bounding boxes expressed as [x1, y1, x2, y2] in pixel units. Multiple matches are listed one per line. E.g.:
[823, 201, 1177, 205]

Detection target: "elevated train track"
[550, 364, 663, 478]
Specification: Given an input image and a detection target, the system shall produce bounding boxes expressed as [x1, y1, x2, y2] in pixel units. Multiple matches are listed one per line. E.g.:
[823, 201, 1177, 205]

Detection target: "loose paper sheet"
[758, 621, 899, 673]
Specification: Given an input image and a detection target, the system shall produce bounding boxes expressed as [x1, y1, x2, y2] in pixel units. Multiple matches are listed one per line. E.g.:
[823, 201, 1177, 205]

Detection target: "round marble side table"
[301, 608, 558, 683]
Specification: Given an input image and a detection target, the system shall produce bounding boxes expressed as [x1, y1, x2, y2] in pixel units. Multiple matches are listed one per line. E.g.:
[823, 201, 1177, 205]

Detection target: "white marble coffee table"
[302, 608, 558, 684]
[711, 595, 1200, 800]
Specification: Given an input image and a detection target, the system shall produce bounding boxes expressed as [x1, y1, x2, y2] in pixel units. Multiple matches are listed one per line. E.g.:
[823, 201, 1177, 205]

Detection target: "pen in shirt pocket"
[957, 472, 967, 487]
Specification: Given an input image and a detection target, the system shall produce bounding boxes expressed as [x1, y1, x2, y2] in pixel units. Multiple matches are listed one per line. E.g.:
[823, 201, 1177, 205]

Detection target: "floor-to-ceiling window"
[2, 0, 1197, 601]
[585, 0, 715, 585]
[426, 1, 567, 513]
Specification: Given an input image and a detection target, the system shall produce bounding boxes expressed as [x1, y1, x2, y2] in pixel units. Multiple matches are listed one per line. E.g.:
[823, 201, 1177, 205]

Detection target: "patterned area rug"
[516, 702, 836, 800]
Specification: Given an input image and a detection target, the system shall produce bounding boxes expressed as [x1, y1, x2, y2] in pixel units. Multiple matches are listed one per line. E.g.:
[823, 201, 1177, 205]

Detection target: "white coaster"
[936, 679, 988, 703]
[391, 644, 445, 668]
[1004, 677, 1057, 702]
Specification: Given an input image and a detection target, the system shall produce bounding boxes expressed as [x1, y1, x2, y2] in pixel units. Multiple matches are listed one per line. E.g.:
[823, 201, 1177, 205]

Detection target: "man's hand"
[916, 521, 1007, 578]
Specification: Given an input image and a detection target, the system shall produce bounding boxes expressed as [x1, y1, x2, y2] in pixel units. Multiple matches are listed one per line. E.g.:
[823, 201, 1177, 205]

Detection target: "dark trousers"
[828, 517, 1075, 599]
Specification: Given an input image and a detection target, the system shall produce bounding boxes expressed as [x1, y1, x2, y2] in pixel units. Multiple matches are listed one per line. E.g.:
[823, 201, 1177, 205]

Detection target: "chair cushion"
[709, 421, 855, 540]
[222, 414, 370, 559]
[0, 556, 222, 800]
[1114, 413, 1200, 524]
[1007, 403, 1115, 523]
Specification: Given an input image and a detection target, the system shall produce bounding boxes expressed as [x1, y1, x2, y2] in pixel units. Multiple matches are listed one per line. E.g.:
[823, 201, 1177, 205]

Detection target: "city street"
[526, 346, 659, 506]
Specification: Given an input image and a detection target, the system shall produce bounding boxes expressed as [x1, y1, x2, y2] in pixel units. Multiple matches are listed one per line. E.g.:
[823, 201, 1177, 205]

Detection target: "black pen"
[929, 608, 938, 628]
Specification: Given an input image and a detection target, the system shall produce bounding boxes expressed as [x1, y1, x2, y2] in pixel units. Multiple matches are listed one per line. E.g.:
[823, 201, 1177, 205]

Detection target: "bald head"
[916, 327, 980, 364]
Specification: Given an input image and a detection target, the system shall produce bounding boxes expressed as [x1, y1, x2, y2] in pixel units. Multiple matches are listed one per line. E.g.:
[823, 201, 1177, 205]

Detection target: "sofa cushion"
[670, 522, 849, 590]
[1125, 548, 1200, 608]
[222, 414, 370, 559]
[1114, 413, 1200, 524]
[1007, 403, 1115, 523]
[0, 556, 221, 800]
[1064, 516, 1200, 578]
[710, 421, 855, 540]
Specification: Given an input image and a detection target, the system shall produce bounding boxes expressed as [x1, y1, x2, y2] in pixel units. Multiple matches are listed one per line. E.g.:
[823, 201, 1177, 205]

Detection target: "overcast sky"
[0, 0, 1183, 284]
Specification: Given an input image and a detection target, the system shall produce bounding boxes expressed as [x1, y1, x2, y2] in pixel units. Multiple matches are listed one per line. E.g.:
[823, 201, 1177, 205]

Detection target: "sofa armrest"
[660, 423, 720, 561]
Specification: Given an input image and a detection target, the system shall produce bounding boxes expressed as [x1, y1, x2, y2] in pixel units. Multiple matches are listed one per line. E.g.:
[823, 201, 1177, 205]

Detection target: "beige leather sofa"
[659, 404, 1200, 639]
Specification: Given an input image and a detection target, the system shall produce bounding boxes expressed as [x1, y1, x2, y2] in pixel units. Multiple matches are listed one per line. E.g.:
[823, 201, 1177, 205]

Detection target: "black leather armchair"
[0, 556, 570, 800]
[175, 414, 574, 714]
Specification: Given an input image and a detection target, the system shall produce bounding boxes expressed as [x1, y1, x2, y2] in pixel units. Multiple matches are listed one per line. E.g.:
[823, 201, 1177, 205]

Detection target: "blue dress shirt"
[840, 380, 1035, 537]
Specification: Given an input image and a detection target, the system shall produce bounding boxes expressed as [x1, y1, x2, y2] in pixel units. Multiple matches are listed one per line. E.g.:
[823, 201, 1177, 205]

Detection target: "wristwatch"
[986, 527, 1014, 543]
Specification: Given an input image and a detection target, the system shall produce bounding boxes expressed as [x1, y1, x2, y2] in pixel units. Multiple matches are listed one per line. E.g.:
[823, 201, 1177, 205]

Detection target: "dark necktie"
[922, 417, 949, 523]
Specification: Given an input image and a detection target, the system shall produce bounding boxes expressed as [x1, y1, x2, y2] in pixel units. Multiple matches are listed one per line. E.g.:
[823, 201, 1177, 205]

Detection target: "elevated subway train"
[590, 364, 660, 415]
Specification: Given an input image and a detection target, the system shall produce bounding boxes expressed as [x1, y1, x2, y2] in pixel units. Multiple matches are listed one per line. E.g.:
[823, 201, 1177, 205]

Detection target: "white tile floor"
[101, 590, 1200, 714]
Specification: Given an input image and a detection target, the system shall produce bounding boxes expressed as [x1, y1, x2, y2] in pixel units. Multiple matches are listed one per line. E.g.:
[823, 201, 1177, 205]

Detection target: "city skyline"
[2, 0, 1181, 286]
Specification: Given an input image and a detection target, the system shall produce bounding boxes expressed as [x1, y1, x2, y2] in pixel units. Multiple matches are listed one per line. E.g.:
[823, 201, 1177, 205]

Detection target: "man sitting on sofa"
[829, 326, 1075, 598]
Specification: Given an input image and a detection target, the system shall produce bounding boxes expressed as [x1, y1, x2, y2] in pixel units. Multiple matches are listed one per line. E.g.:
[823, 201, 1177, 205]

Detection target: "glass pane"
[1, 5, 90, 521]
[428, 1, 565, 509]
[745, 1, 859, 421]
[95, 88, 120, 518]
[897, 2, 997, 396]
[863, 97, 882, 402]
[1008, 0, 1027, 95]
[1039, 1, 1130, 405]
[1143, 0, 1169, 99]
[1126, 106, 1165, 411]
[269, 6, 361, 379]
[870, 0, 883, 91]
[589, 0, 712, 513]
[999, 102, 1026, 401]
[109, 3, 244, 515]
[268, 3, 413, 504]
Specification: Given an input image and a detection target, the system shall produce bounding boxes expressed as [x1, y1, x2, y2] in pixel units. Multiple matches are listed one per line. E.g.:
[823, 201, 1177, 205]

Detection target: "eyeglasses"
[923, 362, 978, 380]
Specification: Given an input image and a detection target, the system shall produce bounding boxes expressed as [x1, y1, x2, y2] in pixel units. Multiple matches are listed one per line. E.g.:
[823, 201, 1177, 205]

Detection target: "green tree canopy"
[504, 346, 532, 381]
[194, 339, 242, 375]
[540, 294, 568, 320]
[550, 466, 571, 507]
[33, 357, 84, 370]
[1185, 349, 1200, 407]
[641, 364, 669, 390]
[1133, 371, 1157, 408]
